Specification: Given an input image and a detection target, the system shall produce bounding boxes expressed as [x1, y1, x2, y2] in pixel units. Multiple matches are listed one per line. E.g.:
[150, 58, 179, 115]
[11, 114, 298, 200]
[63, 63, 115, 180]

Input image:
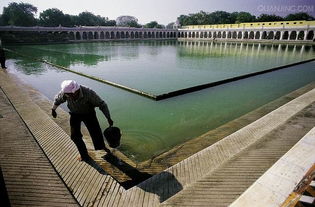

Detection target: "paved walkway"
[0, 85, 78, 206]
[0, 67, 314, 207]
[0, 70, 125, 207]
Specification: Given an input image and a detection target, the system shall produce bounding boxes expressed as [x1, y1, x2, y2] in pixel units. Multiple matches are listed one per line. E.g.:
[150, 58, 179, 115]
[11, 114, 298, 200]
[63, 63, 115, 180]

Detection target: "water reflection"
[9, 41, 314, 76]
[11, 46, 107, 67]
[8, 41, 179, 68]
[13, 59, 47, 75]
[177, 41, 314, 60]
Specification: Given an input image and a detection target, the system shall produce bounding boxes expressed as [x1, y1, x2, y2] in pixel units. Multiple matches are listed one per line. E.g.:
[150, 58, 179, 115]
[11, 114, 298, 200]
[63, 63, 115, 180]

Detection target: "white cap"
[61, 80, 80, 93]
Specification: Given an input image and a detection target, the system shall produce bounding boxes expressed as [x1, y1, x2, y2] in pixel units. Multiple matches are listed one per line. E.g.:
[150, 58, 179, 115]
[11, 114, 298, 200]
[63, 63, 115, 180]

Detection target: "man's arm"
[89, 89, 113, 126]
[51, 91, 66, 118]
[99, 102, 113, 126]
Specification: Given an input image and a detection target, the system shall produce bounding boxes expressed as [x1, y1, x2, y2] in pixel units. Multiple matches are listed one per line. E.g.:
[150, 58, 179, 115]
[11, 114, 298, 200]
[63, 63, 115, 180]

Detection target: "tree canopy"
[1, 2, 37, 26]
[0, 2, 116, 27]
[39, 8, 65, 27]
[177, 10, 314, 26]
[256, 14, 284, 22]
[144, 21, 164, 28]
[0, 2, 314, 27]
[177, 11, 256, 26]
[285, 12, 314, 21]
[116, 15, 141, 27]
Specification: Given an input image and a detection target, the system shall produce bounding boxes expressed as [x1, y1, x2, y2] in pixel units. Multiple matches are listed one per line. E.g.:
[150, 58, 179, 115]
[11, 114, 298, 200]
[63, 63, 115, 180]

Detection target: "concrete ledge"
[230, 126, 315, 207]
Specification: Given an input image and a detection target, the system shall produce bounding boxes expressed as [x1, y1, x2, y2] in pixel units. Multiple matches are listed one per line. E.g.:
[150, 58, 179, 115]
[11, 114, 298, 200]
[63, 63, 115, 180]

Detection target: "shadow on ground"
[103, 153, 152, 189]
[103, 153, 183, 202]
[138, 171, 183, 202]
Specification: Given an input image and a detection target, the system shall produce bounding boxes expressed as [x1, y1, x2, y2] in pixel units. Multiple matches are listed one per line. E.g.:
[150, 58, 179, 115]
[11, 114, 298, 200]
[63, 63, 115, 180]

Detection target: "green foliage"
[178, 10, 257, 26]
[39, 9, 117, 27]
[78, 11, 104, 26]
[0, 14, 3, 26]
[39, 8, 65, 27]
[0, 2, 116, 27]
[209, 11, 234, 24]
[127, 21, 142, 28]
[235, 12, 256, 23]
[177, 10, 315, 26]
[62, 14, 77, 27]
[1, 2, 37, 26]
[257, 14, 284, 22]
[229, 12, 239, 24]
[177, 15, 192, 26]
[144, 21, 164, 28]
[285, 12, 315, 21]
[106, 20, 116, 26]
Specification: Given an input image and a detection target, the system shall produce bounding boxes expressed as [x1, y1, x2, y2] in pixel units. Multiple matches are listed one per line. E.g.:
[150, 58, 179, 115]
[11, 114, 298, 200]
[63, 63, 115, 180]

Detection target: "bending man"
[52, 80, 113, 161]
[0, 47, 6, 69]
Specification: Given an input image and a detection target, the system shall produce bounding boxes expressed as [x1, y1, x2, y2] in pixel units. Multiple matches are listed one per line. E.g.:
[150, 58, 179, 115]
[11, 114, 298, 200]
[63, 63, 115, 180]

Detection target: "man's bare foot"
[77, 154, 90, 161]
[104, 147, 111, 154]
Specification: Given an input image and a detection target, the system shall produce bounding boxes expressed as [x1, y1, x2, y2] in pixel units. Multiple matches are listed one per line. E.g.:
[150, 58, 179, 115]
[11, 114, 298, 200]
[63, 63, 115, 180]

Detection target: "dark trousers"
[70, 112, 105, 157]
[0, 57, 5, 68]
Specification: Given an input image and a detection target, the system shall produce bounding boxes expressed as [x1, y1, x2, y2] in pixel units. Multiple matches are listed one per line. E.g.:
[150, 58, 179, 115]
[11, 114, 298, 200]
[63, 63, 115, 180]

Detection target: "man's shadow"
[103, 153, 183, 203]
[84, 157, 108, 175]
[103, 153, 152, 189]
[138, 171, 183, 202]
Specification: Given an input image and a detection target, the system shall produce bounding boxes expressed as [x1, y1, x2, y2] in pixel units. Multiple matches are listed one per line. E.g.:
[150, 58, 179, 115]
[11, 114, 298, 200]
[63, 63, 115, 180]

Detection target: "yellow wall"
[181, 20, 315, 30]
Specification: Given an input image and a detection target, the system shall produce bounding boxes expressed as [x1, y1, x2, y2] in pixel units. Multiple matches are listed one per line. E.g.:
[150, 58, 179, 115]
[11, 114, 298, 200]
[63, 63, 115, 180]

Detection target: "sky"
[0, 0, 314, 25]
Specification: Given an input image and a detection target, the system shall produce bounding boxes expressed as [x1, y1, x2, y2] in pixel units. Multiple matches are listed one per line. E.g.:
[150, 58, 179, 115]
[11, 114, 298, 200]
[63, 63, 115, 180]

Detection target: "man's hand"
[51, 109, 57, 118]
[108, 118, 113, 126]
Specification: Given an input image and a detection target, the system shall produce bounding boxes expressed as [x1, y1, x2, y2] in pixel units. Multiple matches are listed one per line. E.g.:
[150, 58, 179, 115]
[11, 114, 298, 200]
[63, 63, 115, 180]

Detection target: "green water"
[6, 41, 315, 162]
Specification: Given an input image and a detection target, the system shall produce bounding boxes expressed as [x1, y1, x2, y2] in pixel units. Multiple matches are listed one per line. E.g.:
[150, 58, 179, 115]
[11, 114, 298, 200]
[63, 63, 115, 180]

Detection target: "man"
[0, 47, 6, 69]
[52, 80, 113, 161]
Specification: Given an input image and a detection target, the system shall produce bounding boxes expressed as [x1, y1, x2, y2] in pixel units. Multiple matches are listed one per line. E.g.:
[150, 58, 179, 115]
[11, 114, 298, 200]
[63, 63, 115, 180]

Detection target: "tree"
[0, 14, 4, 26]
[78, 11, 94, 25]
[230, 12, 239, 24]
[144, 21, 163, 28]
[177, 14, 189, 26]
[209, 11, 233, 24]
[116, 15, 141, 27]
[194, 11, 208, 25]
[62, 14, 77, 27]
[185, 13, 198, 25]
[1, 2, 37, 26]
[106, 20, 116, 26]
[177, 11, 257, 26]
[74, 12, 115, 26]
[285, 12, 315, 21]
[39, 8, 65, 26]
[235, 12, 256, 23]
[256, 14, 284, 22]
[127, 21, 142, 28]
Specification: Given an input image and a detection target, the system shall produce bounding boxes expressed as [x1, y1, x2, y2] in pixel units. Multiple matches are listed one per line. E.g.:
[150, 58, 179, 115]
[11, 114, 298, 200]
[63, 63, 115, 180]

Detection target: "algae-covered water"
[5, 41, 315, 162]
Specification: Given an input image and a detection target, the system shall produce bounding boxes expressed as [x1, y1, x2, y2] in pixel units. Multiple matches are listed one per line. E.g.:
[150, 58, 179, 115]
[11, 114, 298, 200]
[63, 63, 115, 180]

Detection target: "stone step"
[159, 91, 315, 207]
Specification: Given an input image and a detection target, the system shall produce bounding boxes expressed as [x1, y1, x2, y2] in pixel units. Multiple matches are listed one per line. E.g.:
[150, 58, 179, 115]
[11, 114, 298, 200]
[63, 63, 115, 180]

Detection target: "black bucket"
[103, 126, 121, 148]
